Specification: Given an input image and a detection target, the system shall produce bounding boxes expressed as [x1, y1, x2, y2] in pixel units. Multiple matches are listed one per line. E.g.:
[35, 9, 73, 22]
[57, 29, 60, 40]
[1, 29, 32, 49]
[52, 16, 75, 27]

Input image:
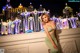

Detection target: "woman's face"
[42, 15, 49, 23]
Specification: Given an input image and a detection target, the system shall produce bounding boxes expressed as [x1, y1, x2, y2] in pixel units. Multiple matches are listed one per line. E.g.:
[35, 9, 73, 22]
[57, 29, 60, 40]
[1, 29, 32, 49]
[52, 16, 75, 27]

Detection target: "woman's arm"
[43, 26, 57, 49]
[51, 21, 58, 41]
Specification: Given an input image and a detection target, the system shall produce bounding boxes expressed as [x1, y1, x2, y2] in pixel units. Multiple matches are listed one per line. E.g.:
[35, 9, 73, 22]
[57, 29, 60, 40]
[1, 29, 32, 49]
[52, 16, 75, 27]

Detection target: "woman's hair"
[41, 13, 50, 25]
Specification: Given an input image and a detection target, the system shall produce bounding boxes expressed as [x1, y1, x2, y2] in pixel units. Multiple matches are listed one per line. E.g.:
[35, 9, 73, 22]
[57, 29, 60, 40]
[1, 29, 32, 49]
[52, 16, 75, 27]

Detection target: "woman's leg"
[45, 37, 58, 53]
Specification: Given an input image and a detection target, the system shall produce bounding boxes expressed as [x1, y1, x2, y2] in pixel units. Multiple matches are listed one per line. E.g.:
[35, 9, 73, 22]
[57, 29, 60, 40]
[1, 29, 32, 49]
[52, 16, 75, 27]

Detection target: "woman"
[41, 13, 59, 53]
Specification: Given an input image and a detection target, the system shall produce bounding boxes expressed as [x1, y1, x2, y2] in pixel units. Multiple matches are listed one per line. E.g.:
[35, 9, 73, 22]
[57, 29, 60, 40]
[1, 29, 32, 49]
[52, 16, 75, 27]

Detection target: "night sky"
[0, 0, 80, 17]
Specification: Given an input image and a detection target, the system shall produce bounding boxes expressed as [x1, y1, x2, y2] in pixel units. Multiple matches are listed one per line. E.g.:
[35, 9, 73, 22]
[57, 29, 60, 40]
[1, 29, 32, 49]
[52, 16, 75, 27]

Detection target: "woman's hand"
[52, 42, 58, 49]
[53, 45, 58, 49]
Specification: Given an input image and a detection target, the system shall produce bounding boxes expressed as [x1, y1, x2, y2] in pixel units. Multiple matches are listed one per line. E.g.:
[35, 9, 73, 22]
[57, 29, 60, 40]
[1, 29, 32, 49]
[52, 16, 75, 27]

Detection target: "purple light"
[30, 2, 32, 5]
[68, 18, 78, 28]
[40, 4, 42, 6]
[13, 19, 21, 34]
[2, 6, 6, 10]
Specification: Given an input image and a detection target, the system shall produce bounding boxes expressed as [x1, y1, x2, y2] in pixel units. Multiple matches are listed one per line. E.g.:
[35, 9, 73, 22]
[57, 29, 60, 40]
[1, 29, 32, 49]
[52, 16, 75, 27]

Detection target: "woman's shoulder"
[43, 24, 46, 28]
[50, 20, 55, 24]
[43, 23, 48, 29]
[43, 25, 48, 30]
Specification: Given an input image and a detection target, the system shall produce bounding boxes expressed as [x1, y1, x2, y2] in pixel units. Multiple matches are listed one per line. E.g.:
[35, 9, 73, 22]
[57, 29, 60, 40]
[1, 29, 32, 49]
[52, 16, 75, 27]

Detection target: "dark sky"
[0, 0, 80, 16]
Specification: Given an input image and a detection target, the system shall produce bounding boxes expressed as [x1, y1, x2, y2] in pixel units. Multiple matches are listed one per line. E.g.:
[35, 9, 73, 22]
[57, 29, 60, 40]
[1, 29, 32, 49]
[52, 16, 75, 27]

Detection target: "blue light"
[68, 0, 80, 2]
